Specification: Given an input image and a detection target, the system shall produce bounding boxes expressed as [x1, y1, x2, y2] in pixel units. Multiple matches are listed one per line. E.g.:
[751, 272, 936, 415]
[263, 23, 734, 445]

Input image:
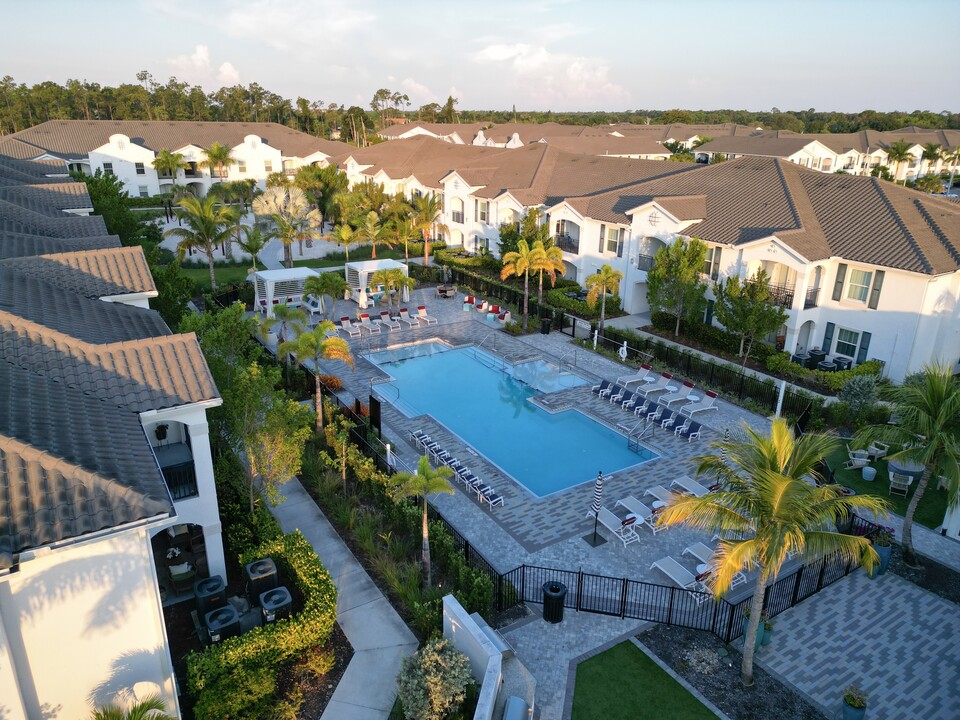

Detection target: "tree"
[392, 217, 418, 264]
[870, 164, 894, 182]
[396, 638, 472, 720]
[410, 193, 446, 265]
[201, 141, 235, 183]
[270, 304, 306, 347]
[387, 455, 454, 588]
[713, 268, 789, 365]
[252, 186, 323, 268]
[944, 147, 960, 192]
[438, 95, 459, 123]
[357, 210, 394, 259]
[371, 267, 417, 311]
[854, 363, 960, 567]
[151, 149, 188, 187]
[647, 237, 709, 336]
[586, 263, 624, 335]
[295, 163, 348, 225]
[657, 419, 889, 686]
[532, 239, 565, 311]
[236, 225, 273, 273]
[89, 695, 174, 720]
[279, 321, 354, 433]
[884, 139, 913, 185]
[304, 271, 350, 321]
[914, 175, 945, 194]
[332, 223, 357, 262]
[501, 239, 544, 332]
[148, 256, 193, 328]
[164, 195, 235, 290]
[920, 142, 942, 177]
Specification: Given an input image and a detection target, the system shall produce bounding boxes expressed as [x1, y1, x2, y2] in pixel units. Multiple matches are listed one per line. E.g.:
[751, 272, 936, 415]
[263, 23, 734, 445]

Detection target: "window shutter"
[867, 270, 885, 310]
[856, 332, 872, 364]
[617, 229, 625, 258]
[831, 263, 847, 301]
[711, 247, 722, 280]
[705, 300, 714, 325]
[599, 224, 606, 253]
[474, 199, 478, 221]
[822, 322, 835, 353]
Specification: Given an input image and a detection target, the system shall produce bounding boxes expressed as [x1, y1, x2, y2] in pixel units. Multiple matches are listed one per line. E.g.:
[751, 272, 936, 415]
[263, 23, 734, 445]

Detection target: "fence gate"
[561, 314, 593, 340]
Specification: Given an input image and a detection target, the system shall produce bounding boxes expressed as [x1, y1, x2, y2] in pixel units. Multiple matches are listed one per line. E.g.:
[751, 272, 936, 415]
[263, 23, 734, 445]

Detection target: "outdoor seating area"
[461, 294, 511, 323]
[411, 430, 504, 509]
[253, 267, 320, 318]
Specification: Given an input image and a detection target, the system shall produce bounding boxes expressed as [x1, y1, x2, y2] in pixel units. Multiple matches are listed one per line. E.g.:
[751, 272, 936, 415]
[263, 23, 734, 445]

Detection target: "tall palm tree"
[586, 263, 623, 335]
[884, 139, 913, 185]
[392, 216, 418, 264]
[371, 267, 417, 311]
[278, 321, 354, 433]
[201, 141, 236, 183]
[854, 363, 960, 567]
[944, 147, 960, 193]
[151, 149, 188, 189]
[411, 193, 446, 265]
[237, 224, 273, 274]
[357, 210, 394, 259]
[253, 186, 323, 268]
[332, 223, 357, 262]
[657, 419, 889, 687]
[920, 142, 943, 178]
[89, 695, 174, 720]
[531, 238, 565, 312]
[387, 454, 454, 588]
[164, 196, 234, 290]
[304, 271, 350, 321]
[270, 304, 306, 347]
[500, 239, 544, 333]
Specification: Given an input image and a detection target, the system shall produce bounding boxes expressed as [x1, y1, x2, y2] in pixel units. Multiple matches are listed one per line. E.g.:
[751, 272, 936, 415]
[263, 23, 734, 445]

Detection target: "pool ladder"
[617, 418, 655, 454]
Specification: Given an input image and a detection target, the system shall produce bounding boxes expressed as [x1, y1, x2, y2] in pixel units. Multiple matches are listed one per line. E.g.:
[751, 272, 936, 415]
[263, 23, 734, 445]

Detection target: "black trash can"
[541, 317, 552, 335]
[542, 581, 567, 623]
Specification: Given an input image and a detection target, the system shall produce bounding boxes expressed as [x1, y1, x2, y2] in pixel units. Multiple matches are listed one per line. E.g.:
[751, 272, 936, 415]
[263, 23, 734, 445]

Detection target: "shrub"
[839, 374, 879, 415]
[213, 450, 283, 557]
[503, 320, 524, 335]
[825, 401, 853, 430]
[545, 287, 623, 319]
[317, 373, 344, 391]
[396, 638, 472, 720]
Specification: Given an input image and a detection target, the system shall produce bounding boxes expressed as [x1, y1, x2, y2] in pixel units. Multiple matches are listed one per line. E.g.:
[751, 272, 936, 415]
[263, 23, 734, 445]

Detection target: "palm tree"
[921, 142, 943, 178]
[586, 264, 623, 335]
[500, 239, 544, 333]
[164, 196, 234, 290]
[387, 455, 454, 588]
[304, 271, 350, 321]
[237, 225, 273, 274]
[253, 186, 323, 268]
[151, 149, 188, 189]
[271, 304, 307, 347]
[201, 141, 236, 183]
[410, 193, 447, 265]
[392, 216, 418, 264]
[89, 695, 174, 720]
[531, 238, 565, 312]
[657, 419, 889, 686]
[278, 321, 354, 433]
[854, 363, 960, 567]
[357, 210, 394, 259]
[944, 147, 960, 193]
[371, 267, 417, 311]
[332, 223, 357, 262]
[884, 139, 913, 185]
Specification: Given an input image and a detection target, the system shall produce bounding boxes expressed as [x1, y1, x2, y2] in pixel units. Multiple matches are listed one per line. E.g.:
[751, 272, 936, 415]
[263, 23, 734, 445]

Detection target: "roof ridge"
[912, 198, 960, 267]
[870, 179, 932, 273]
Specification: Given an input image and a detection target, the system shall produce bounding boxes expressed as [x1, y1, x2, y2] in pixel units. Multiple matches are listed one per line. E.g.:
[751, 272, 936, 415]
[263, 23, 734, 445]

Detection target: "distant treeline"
[1, 73, 956, 140]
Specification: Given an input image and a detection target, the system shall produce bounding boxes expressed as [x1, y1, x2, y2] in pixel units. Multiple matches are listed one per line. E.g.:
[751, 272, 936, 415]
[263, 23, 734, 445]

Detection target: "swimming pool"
[368, 343, 658, 497]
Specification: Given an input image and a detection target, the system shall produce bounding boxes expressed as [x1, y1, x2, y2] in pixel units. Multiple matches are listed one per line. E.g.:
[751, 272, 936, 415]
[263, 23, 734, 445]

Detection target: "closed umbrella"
[587, 471, 605, 546]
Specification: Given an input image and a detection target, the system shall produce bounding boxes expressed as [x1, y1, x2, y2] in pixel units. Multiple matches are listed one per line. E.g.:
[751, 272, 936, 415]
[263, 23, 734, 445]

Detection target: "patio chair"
[463, 295, 475, 310]
[475, 299, 489, 313]
[379, 311, 401, 331]
[618, 364, 657, 388]
[417, 306, 438, 325]
[867, 441, 890, 461]
[168, 562, 197, 596]
[672, 475, 712, 497]
[608, 384, 629, 404]
[410, 430, 430, 449]
[588, 507, 640, 547]
[660, 409, 678, 430]
[339, 316, 362, 339]
[676, 421, 702, 442]
[358, 313, 381, 334]
[621, 392, 641, 411]
[650, 556, 697, 590]
[682, 541, 716, 565]
[638, 372, 673, 398]
[679, 391, 718, 417]
[599, 382, 620, 400]
[647, 402, 666, 422]
[633, 399, 653, 417]
[843, 445, 870, 470]
[398, 308, 421, 328]
[615, 495, 665, 534]
[889, 472, 911, 497]
[475, 484, 503, 507]
[644, 485, 675, 504]
[673, 418, 692, 436]
[497, 309, 511, 323]
[591, 379, 612, 396]
[660, 380, 695, 407]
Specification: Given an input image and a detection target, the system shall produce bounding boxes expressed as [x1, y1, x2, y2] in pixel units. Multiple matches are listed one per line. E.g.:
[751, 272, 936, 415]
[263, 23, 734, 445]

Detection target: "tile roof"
[0, 231, 120, 260]
[378, 121, 487, 140]
[694, 135, 818, 157]
[0, 246, 156, 298]
[0, 362, 173, 565]
[542, 135, 671, 157]
[1, 120, 354, 160]
[0, 152, 68, 185]
[0, 198, 109, 237]
[333, 136, 502, 186]
[0, 183, 93, 213]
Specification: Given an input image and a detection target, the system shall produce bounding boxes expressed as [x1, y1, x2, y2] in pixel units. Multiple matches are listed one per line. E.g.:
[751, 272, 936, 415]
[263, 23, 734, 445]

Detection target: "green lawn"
[572, 642, 715, 720]
[825, 446, 949, 530]
[291, 245, 414, 269]
[181, 264, 252, 291]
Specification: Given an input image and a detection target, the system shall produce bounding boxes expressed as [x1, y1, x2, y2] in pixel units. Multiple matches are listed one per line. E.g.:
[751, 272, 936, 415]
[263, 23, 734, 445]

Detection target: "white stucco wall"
[0, 526, 179, 720]
[89, 134, 161, 198]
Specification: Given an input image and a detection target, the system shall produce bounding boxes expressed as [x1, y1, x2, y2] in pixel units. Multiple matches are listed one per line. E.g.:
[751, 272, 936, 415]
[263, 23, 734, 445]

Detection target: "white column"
[186, 421, 227, 581]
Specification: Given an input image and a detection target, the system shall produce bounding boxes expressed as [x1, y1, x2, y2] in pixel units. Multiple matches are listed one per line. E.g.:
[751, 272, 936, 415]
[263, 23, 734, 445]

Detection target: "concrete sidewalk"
[269, 476, 418, 720]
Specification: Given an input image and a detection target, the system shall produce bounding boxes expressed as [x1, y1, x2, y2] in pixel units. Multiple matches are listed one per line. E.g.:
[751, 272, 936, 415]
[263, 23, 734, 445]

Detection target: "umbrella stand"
[583, 471, 608, 547]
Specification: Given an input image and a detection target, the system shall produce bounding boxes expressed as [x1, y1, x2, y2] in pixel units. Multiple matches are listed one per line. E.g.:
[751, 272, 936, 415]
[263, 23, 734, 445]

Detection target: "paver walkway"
[269, 476, 418, 720]
[757, 569, 960, 719]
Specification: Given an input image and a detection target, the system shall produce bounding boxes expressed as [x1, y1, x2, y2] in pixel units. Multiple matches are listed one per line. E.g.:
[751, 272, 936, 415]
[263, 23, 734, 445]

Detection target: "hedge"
[213, 450, 283, 558]
[186, 530, 338, 720]
[546, 287, 622, 319]
[766, 353, 885, 393]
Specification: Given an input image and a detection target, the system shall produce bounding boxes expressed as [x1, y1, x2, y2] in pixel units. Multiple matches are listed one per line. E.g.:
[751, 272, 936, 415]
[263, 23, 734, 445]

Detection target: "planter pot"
[742, 618, 763, 652]
[761, 626, 773, 646]
[842, 702, 866, 720]
[875, 543, 892, 575]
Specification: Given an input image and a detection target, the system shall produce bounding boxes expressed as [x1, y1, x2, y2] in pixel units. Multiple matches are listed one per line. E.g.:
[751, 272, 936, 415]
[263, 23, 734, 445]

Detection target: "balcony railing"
[554, 233, 580, 255]
[154, 442, 199, 501]
[451, 211, 464, 224]
[636, 254, 656, 272]
[804, 287, 820, 309]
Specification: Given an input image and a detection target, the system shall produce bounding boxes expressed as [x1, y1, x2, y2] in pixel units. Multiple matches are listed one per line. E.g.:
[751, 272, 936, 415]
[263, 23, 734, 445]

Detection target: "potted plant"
[742, 608, 764, 652]
[842, 684, 867, 720]
[869, 526, 894, 577]
[154, 423, 169, 442]
[761, 614, 775, 646]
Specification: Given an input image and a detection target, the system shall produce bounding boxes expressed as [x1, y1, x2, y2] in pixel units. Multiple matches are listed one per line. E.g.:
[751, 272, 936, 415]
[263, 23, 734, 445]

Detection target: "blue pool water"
[369, 344, 658, 497]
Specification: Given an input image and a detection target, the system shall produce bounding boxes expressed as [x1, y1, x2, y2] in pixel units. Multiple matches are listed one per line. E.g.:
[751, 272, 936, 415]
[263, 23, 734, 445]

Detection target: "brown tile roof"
[378, 121, 487, 141]
[333, 136, 501, 186]
[695, 135, 818, 157]
[0, 314, 219, 413]
[0, 362, 173, 564]
[0, 231, 120, 260]
[541, 135, 671, 157]
[2, 120, 353, 160]
[0, 198, 108, 237]
[608, 123, 763, 141]
[0, 246, 156, 298]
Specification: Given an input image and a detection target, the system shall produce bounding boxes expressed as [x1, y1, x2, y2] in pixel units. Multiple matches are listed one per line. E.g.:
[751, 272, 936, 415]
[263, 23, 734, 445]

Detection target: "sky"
[2, 0, 956, 113]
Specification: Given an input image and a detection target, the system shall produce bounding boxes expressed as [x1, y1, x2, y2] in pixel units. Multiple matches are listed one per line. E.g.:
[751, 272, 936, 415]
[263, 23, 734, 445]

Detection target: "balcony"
[154, 442, 198, 501]
[636, 254, 656, 272]
[554, 233, 580, 255]
[451, 211, 464, 224]
[803, 287, 820, 309]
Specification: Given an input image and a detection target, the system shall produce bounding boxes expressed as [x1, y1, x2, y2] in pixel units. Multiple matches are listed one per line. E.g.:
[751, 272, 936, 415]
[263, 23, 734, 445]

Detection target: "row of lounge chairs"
[592, 379, 704, 441]
[463, 296, 511, 323]
[339, 306, 437, 337]
[650, 539, 748, 602]
[410, 430, 504, 509]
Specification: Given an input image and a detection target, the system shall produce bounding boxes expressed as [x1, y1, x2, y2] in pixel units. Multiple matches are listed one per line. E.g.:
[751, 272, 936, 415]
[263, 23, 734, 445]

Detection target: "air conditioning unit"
[260, 586, 293, 623]
[193, 575, 227, 617]
[204, 605, 240, 643]
[244, 557, 278, 604]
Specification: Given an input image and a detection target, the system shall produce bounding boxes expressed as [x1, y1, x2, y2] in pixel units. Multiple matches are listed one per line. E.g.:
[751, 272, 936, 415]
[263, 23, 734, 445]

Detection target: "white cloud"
[221, 0, 375, 52]
[400, 78, 435, 104]
[217, 62, 240, 86]
[167, 45, 241, 88]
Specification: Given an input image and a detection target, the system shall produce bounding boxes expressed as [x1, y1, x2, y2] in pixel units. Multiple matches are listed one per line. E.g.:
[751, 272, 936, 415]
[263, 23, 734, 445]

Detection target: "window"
[138, 185, 148, 198]
[264, 160, 272, 172]
[836, 329, 859, 357]
[102, 162, 114, 176]
[475, 200, 489, 223]
[702, 246, 722, 279]
[846, 268, 872, 302]
[605, 227, 619, 253]
[135, 162, 145, 175]
[237, 160, 246, 173]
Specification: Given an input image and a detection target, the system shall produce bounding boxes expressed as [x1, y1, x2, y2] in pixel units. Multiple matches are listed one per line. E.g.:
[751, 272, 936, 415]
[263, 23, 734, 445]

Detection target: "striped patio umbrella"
[720, 428, 729, 464]
[590, 472, 604, 545]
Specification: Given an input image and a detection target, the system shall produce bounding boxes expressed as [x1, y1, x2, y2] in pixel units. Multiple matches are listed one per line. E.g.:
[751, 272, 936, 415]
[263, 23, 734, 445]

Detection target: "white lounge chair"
[660, 380, 695, 406]
[588, 507, 640, 547]
[638, 372, 673, 397]
[618, 364, 657, 388]
[417, 305, 438, 325]
[339, 316, 362, 339]
[615, 495, 666, 534]
[683, 542, 747, 587]
[644, 485, 675, 504]
[359, 313, 381, 334]
[679, 391, 718, 417]
[671, 475, 712, 497]
[650, 556, 697, 590]
[379, 310, 401, 331]
[398, 308, 421, 328]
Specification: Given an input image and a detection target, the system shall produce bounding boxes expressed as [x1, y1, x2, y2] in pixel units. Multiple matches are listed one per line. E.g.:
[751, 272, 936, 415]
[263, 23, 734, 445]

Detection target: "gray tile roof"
[0, 153, 68, 185]
[0, 183, 93, 214]
[0, 362, 173, 565]
[0, 198, 108, 237]
[0, 246, 156, 298]
[0, 231, 120, 260]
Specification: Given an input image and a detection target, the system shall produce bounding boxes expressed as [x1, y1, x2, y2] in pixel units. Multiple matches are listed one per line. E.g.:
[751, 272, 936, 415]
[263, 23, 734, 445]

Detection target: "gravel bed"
[888, 543, 960, 606]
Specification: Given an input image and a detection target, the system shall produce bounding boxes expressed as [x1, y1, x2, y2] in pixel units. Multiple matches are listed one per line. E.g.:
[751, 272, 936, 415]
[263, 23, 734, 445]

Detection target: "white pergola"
[253, 267, 319, 317]
[344, 259, 410, 308]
